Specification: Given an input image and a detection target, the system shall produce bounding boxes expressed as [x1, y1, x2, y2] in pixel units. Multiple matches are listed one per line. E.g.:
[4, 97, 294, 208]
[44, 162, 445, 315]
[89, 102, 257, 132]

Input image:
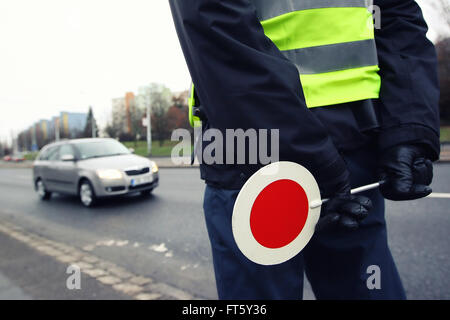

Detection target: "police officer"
[169, 0, 440, 300]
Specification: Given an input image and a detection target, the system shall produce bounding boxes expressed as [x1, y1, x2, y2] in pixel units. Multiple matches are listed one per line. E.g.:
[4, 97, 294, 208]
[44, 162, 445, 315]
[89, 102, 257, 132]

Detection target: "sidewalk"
[0, 219, 196, 300]
[0, 229, 130, 300]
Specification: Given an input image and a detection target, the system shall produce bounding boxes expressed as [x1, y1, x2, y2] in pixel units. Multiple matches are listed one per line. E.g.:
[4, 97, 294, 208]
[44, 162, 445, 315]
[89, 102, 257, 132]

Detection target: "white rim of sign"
[232, 161, 322, 266]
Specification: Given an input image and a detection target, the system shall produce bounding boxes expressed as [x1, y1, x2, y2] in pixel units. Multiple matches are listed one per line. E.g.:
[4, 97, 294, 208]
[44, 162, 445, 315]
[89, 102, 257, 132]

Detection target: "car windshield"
[74, 140, 130, 160]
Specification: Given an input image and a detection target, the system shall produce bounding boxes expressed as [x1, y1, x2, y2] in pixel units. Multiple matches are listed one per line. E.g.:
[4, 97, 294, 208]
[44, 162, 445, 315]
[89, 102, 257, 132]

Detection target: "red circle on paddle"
[250, 179, 309, 249]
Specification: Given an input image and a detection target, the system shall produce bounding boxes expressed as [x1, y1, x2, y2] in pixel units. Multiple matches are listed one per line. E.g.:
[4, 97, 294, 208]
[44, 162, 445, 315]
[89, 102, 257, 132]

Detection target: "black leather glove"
[378, 144, 433, 201]
[315, 179, 373, 233]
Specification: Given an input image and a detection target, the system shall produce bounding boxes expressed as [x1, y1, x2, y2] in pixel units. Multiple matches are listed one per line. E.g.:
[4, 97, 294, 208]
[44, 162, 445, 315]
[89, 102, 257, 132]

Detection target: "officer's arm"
[374, 0, 440, 200]
[374, 0, 440, 160]
[168, 0, 348, 191]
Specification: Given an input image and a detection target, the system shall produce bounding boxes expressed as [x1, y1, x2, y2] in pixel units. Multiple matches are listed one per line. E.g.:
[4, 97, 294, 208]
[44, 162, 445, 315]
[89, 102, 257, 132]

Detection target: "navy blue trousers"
[203, 145, 406, 300]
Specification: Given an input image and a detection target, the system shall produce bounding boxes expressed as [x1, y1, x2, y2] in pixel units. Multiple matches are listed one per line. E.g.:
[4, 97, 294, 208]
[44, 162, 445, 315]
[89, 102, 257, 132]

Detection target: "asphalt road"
[0, 165, 449, 300]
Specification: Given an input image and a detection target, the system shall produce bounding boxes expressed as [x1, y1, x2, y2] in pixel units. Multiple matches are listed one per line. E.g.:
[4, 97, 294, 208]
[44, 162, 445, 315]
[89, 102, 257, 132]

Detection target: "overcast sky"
[0, 0, 448, 143]
[0, 0, 191, 143]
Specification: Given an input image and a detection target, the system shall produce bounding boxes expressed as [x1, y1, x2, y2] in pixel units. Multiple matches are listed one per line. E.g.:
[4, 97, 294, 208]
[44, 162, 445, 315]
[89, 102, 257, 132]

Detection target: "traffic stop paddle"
[232, 161, 383, 266]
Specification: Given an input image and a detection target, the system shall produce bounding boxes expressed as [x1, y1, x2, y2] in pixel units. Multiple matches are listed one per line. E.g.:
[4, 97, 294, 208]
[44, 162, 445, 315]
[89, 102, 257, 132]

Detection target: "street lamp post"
[92, 117, 96, 138]
[55, 118, 60, 141]
[91, 106, 96, 138]
[146, 95, 152, 156]
[31, 125, 38, 152]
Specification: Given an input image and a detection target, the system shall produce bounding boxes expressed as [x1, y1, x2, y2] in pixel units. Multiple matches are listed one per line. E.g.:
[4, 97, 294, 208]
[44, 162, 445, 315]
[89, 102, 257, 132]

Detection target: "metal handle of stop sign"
[309, 181, 385, 209]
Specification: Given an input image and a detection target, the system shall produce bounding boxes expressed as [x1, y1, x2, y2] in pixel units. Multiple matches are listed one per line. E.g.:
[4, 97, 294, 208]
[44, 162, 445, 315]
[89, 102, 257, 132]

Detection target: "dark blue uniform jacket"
[169, 0, 440, 190]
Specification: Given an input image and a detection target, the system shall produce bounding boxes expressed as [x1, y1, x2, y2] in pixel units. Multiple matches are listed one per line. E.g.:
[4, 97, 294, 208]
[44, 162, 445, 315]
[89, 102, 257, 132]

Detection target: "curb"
[0, 218, 199, 300]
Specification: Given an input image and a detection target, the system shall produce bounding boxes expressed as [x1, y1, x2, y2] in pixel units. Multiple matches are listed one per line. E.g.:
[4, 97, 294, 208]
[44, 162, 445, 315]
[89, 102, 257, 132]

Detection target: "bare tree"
[434, 0, 450, 26]
[129, 102, 145, 142]
[436, 38, 450, 124]
[429, 0, 450, 41]
[104, 121, 121, 139]
[0, 141, 11, 156]
[149, 83, 172, 146]
[83, 106, 99, 138]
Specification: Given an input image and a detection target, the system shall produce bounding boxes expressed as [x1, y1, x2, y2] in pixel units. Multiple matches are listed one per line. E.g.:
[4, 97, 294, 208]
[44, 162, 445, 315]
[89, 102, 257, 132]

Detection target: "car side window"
[59, 144, 75, 160]
[47, 146, 60, 161]
[38, 148, 50, 161]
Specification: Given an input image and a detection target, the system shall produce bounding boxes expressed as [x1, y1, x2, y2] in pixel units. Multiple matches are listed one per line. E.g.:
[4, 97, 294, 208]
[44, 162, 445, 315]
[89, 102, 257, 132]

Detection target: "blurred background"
[0, 1, 194, 160]
[0, 0, 449, 300]
[0, 0, 449, 158]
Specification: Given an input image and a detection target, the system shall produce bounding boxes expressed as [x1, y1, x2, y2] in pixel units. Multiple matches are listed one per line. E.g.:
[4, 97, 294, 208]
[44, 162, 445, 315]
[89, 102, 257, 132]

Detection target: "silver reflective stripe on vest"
[283, 39, 378, 75]
[252, 0, 370, 21]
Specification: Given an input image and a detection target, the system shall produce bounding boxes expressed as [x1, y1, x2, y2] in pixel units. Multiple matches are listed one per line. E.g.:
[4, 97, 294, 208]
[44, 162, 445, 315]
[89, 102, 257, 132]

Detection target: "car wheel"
[36, 179, 52, 201]
[79, 180, 97, 207]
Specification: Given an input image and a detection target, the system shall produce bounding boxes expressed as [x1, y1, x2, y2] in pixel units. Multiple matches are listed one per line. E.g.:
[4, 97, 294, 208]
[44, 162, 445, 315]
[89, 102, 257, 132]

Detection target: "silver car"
[33, 138, 159, 207]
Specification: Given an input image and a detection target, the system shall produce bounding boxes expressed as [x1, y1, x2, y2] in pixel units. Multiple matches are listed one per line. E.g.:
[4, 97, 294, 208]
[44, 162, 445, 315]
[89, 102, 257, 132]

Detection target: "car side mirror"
[61, 154, 75, 162]
[128, 148, 135, 154]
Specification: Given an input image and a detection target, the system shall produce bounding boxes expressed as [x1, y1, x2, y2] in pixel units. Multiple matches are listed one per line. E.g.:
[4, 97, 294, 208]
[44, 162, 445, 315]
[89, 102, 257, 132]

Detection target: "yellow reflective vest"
[189, 0, 381, 126]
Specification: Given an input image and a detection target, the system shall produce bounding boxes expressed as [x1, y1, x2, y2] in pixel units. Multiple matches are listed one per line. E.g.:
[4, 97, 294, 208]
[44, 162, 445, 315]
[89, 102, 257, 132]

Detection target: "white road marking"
[82, 239, 173, 261]
[99, 240, 116, 246]
[84, 239, 148, 252]
[149, 243, 168, 253]
[428, 193, 450, 199]
[82, 245, 95, 251]
[116, 240, 129, 247]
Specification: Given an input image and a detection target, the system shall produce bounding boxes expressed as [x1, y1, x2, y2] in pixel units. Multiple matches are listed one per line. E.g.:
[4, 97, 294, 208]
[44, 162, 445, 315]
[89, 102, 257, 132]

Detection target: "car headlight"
[151, 161, 159, 173]
[97, 169, 123, 180]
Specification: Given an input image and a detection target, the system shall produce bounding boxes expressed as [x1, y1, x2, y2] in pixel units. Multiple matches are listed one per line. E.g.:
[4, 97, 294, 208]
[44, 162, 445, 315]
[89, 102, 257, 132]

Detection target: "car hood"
[77, 154, 152, 171]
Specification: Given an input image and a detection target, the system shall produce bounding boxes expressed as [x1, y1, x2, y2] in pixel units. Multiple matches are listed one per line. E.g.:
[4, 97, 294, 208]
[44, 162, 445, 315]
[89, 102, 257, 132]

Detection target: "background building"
[60, 111, 88, 139]
[110, 90, 147, 140]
